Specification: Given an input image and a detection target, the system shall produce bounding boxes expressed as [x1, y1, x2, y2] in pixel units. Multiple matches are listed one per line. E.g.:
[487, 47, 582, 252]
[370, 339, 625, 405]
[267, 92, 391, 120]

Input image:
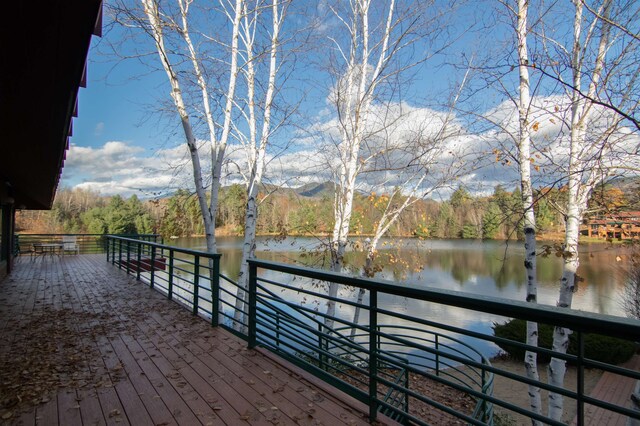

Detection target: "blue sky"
[61, 1, 503, 198]
[60, 1, 639, 200]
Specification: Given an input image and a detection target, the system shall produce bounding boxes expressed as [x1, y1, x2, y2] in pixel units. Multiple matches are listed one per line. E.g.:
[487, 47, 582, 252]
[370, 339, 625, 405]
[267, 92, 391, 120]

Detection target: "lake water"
[166, 236, 631, 360]
[170, 236, 629, 316]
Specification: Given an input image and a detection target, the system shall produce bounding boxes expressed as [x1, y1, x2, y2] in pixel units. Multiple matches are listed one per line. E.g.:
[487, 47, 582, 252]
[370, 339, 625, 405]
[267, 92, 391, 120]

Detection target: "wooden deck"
[0, 254, 388, 425]
[572, 355, 640, 426]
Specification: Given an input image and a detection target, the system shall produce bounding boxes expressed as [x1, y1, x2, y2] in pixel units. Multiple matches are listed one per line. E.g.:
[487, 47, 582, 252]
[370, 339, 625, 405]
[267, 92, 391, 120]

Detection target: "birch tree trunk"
[516, 0, 542, 421]
[547, 0, 612, 419]
[233, 0, 284, 331]
[141, 0, 217, 253]
[325, 0, 396, 330]
[137, 0, 245, 326]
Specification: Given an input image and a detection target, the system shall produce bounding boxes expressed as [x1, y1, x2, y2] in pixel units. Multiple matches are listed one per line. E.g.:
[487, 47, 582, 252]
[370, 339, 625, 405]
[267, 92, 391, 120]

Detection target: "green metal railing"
[103, 236, 640, 426]
[248, 259, 494, 425]
[247, 259, 640, 426]
[16, 233, 161, 255]
[105, 235, 246, 333]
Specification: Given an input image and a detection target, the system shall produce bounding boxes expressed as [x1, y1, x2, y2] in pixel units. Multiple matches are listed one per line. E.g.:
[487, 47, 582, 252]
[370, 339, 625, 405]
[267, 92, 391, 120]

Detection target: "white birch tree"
[231, 0, 289, 330]
[546, 1, 613, 419]
[124, 0, 243, 257]
[535, 0, 640, 419]
[115, 0, 293, 328]
[348, 79, 474, 334]
[321, 0, 455, 328]
[515, 0, 542, 421]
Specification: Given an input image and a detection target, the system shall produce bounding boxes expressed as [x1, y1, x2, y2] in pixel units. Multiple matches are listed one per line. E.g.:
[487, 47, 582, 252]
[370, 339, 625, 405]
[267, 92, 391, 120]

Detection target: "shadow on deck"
[0, 255, 386, 425]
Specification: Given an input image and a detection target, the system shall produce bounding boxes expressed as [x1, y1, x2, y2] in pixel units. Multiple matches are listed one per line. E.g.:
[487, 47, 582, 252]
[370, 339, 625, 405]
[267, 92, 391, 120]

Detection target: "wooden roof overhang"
[0, 0, 103, 209]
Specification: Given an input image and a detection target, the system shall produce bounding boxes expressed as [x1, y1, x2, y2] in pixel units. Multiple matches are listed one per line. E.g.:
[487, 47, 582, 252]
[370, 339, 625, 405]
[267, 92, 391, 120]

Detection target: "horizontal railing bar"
[249, 259, 640, 339]
[108, 235, 221, 259]
[257, 276, 370, 311]
[256, 321, 370, 371]
[374, 305, 577, 362]
[376, 328, 485, 362]
[374, 378, 484, 426]
[582, 394, 640, 418]
[581, 357, 640, 379]
[256, 304, 367, 360]
[220, 273, 238, 286]
[218, 297, 247, 315]
[256, 284, 364, 334]
[255, 326, 369, 387]
[254, 311, 370, 368]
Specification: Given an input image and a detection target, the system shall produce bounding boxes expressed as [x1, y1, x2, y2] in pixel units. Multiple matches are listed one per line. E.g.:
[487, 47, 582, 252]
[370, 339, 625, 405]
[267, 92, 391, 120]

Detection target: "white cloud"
[61, 141, 193, 197]
[94, 122, 105, 136]
[60, 94, 640, 200]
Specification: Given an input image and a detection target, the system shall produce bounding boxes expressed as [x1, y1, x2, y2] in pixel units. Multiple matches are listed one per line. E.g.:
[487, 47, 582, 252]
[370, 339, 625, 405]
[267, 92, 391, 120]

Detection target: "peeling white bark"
[233, 0, 284, 331]
[548, 0, 613, 420]
[141, 0, 244, 326]
[326, 0, 397, 330]
[142, 0, 217, 253]
[515, 0, 542, 422]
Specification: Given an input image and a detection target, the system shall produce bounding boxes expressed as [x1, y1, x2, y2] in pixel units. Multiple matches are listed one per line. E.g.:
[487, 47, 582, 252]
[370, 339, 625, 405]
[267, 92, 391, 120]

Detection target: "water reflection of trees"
[176, 237, 626, 315]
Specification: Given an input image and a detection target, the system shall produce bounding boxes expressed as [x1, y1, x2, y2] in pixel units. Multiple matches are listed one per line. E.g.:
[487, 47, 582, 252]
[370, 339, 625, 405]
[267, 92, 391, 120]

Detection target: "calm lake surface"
[167, 236, 630, 360]
[170, 236, 629, 317]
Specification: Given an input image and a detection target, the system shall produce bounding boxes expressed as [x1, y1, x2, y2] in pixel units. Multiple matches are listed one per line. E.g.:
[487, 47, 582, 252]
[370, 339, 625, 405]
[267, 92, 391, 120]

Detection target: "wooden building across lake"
[582, 211, 640, 240]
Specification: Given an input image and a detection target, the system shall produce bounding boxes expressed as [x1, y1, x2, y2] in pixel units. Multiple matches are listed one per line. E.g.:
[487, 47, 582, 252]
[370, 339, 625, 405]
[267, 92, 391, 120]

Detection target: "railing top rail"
[248, 259, 640, 339]
[106, 235, 221, 259]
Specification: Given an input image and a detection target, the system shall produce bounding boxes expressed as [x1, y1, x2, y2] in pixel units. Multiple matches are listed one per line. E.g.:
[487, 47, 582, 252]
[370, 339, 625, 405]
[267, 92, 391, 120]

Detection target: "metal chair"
[62, 236, 79, 255]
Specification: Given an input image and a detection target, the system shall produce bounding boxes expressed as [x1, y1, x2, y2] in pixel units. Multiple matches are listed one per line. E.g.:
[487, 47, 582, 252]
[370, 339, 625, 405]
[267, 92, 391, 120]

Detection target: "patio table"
[33, 243, 63, 258]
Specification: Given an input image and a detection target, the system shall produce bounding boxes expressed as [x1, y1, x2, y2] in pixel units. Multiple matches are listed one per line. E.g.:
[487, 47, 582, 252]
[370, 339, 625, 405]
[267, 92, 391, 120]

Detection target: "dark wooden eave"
[0, 0, 102, 209]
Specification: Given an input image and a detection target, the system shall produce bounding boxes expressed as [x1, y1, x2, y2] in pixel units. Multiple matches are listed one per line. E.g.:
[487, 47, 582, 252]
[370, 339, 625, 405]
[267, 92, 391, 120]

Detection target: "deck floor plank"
[56, 389, 82, 426]
[108, 336, 178, 426]
[150, 321, 318, 425]
[126, 320, 239, 425]
[77, 388, 106, 426]
[0, 254, 378, 425]
[34, 396, 58, 426]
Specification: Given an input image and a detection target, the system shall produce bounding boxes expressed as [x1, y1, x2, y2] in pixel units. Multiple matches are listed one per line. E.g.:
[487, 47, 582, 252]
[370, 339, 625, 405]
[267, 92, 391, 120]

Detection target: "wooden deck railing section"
[0, 254, 379, 425]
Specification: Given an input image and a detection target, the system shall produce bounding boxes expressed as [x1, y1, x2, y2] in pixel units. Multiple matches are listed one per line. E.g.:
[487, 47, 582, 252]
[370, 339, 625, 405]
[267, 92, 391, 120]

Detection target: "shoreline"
[170, 232, 623, 245]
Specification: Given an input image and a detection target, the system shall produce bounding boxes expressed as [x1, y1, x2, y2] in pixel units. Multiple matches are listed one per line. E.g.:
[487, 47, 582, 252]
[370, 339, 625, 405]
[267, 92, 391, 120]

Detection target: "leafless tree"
[318, 0, 461, 328]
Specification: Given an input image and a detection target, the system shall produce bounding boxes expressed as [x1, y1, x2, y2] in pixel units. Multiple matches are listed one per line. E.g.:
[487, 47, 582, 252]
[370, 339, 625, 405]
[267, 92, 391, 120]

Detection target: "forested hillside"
[15, 180, 638, 240]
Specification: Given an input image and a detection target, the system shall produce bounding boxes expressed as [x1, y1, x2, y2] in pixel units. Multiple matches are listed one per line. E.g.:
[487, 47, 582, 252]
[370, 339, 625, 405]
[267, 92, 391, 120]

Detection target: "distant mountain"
[295, 181, 336, 198]
[609, 176, 639, 192]
[255, 181, 336, 199]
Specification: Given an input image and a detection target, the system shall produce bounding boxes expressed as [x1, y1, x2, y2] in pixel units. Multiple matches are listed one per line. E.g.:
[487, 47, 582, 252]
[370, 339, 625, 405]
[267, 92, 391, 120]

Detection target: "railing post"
[318, 323, 325, 371]
[111, 237, 116, 265]
[168, 249, 174, 300]
[435, 335, 440, 376]
[106, 238, 110, 262]
[369, 289, 378, 422]
[211, 256, 220, 327]
[193, 256, 200, 316]
[126, 240, 131, 275]
[136, 241, 142, 281]
[248, 261, 257, 349]
[577, 331, 585, 426]
[118, 239, 122, 269]
[150, 246, 156, 288]
[405, 367, 410, 416]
